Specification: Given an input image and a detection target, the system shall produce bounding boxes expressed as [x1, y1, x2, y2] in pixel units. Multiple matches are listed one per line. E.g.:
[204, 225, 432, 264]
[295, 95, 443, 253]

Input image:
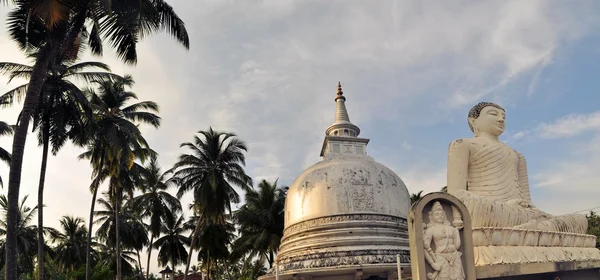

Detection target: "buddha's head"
[468, 102, 506, 137]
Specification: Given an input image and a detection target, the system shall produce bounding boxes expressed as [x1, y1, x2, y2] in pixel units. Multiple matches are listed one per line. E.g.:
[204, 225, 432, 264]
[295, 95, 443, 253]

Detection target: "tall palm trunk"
[6, 7, 89, 278]
[269, 251, 274, 269]
[136, 249, 143, 279]
[171, 260, 176, 279]
[85, 157, 104, 280]
[37, 129, 50, 280]
[115, 188, 122, 280]
[207, 253, 210, 280]
[6, 43, 55, 280]
[224, 260, 232, 280]
[145, 235, 154, 280]
[183, 220, 202, 280]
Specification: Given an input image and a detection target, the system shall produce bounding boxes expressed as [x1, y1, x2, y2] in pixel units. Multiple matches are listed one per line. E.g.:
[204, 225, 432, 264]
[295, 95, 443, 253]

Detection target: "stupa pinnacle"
[320, 82, 367, 157]
[326, 82, 360, 137]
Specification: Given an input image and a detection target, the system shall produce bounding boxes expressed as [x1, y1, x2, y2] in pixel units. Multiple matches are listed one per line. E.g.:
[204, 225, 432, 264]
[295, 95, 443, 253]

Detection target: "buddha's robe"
[448, 139, 587, 234]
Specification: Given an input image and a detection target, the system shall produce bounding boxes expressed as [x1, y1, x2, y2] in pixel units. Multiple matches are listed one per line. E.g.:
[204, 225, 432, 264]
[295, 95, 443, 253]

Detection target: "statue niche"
[446, 102, 587, 233]
[423, 201, 465, 280]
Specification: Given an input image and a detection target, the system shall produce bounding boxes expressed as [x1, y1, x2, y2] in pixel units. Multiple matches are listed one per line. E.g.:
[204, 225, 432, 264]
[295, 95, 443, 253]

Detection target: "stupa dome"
[284, 154, 410, 227]
[272, 83, 411, 279]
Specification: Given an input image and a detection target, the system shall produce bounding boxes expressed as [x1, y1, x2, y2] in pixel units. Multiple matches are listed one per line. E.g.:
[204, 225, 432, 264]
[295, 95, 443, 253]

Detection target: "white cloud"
[535, 111, 600, 139]
[401, 167, 447, 196]
[513, 130, 529, 140]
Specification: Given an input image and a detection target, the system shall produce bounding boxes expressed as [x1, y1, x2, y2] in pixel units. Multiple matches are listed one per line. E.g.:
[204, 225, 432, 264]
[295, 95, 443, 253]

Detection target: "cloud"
[513, 130, 529, 140]
[535, 111, 600, 139]
[401, 167, 447, 195]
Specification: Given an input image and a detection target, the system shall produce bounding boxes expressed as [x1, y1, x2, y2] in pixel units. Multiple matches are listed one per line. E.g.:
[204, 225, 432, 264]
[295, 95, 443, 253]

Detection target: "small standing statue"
[423, 201, 465, 280]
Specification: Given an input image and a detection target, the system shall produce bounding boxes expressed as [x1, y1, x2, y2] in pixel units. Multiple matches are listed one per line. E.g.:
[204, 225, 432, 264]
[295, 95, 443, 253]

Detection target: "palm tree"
[233, 254, 268, 280]
[3, 1, 188, 277]
[133, 156, 181, 279]
[186, 214, 236, 280]
[0, 194, 56, 276]
[441, 186, 448, 193]
[94, 243, 138, 277]
[50, 216, 88, 272]
[92, 159, 151, 280]
[79, 76, 159, 280]
[0, 54, 120, 278]
[153, 214, 190, 277]
[410, 190, 424, 205]
[232, 179, 285, 268]
[170, 127, 253, 280]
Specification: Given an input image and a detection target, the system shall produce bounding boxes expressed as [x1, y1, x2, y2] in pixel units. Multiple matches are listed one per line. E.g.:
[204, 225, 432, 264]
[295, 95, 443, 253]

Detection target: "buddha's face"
[469, 106, 506, 136]
[431, 210, 445, 224]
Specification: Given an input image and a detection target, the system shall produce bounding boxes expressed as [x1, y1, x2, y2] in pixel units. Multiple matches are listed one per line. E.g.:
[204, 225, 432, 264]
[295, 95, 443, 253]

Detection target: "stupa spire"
[324, 82, 360, 138]
[320, 82, 369, 157]
[334, 82, 351, 123]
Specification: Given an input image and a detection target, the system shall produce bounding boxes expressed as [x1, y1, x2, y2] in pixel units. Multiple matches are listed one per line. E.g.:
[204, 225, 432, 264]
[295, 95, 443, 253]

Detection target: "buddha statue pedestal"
[440, 102, 600, 279]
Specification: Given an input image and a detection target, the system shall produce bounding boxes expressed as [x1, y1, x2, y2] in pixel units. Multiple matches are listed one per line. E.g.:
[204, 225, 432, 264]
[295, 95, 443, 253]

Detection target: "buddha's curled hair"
[467, 102, 504, 132]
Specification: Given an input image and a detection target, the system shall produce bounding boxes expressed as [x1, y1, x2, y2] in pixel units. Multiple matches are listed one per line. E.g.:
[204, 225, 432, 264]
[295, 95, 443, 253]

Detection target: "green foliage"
[410, 190, 424, 205]
[232, 179, 286, 267]
[586, 210, 600, 248]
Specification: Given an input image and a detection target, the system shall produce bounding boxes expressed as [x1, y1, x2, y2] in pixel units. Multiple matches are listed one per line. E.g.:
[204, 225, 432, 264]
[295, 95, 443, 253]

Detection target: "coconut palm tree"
[79, 76, 159, 280]
[92, 157, 151, 280]
[170, 127, 252, 279]
[153, 214, 190, 276]
[0, 54, 120, 278]
[50, 216, 88, 272]
[232, 179, 285, 268]
[133, 156, 181, 279]
[186, 214, 236, 280]
[410, 190, 424, 205]
[0, 194, 56, 276]
[3, 2, 188, 276]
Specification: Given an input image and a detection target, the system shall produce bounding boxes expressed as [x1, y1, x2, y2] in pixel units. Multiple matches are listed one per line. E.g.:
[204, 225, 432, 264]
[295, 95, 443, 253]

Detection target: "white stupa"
[261, 83, 411, 280]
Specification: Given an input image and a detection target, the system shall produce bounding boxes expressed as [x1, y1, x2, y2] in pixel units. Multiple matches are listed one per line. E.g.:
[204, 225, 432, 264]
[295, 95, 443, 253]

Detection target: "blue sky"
[1, 0, 600, 273]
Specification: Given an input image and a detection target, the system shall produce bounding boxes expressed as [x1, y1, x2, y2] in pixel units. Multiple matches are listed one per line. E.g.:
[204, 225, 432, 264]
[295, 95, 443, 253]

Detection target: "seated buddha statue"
[446, 101, 587, 234]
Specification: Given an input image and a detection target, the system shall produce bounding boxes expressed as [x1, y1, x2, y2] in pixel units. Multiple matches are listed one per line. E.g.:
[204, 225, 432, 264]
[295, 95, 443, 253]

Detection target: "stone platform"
[476, 260, 600, 279]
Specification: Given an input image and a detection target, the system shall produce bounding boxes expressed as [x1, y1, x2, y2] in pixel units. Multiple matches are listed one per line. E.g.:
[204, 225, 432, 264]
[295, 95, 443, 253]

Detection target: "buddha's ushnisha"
[446, 102, 587, 233]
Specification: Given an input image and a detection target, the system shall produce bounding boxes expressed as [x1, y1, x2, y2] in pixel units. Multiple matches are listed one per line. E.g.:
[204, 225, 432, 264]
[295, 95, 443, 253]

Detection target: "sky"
[1, 0, 600, 274]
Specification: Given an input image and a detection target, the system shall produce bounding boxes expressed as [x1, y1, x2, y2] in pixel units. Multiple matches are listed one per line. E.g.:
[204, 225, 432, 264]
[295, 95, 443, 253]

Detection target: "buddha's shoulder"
[448, 138, 476, 148]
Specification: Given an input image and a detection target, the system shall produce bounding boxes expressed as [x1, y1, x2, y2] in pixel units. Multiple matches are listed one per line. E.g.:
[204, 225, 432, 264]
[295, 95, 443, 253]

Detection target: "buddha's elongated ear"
[468, 117, 477, 134]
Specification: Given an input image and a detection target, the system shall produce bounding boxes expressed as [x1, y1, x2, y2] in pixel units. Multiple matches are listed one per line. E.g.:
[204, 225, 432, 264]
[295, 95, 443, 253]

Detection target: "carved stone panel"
[408, 192, 476, 280]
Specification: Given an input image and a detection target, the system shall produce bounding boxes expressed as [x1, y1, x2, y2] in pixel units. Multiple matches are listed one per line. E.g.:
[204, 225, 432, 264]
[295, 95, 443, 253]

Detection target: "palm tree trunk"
[171, 260, 176, 279]
[207, 254, 210, 280]
[224, 260, 232, 280]
[269, 251, 274, 269]
[183, 220, 202, 280]
[85, 156, 104, 280]
[5, 4, 92, 276]
[136, 249, 143, 279]
[5, 42, 55, 280]
[37, 131, 50, 280]
[115, 188, 122, 280]
[145, 235, 154, 280]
